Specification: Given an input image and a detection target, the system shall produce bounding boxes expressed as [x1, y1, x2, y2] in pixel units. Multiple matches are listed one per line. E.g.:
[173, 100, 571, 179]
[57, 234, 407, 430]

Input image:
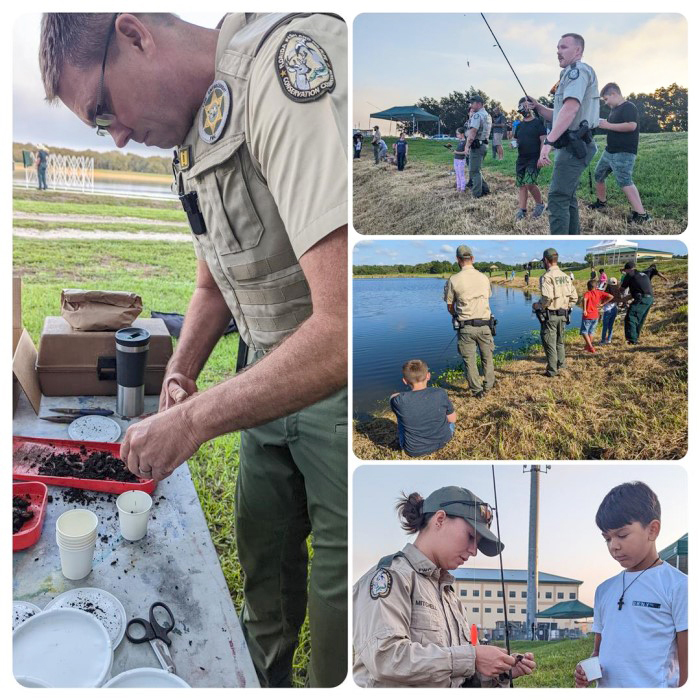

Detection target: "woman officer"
[353, 485, 536, 688]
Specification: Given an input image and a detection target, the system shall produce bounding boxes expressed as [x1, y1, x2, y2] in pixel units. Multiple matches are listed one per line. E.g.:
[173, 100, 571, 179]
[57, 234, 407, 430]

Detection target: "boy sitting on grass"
[390, 359, 456, 457]
[575, 482, 687, 688]
[581, 280, 613, 354]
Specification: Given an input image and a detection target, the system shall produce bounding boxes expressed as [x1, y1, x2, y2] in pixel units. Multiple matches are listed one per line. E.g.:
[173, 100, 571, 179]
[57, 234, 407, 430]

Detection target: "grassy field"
[12, 194, 312, 685]
[353, 132, 687, 235]
[353, 259, 688, 461]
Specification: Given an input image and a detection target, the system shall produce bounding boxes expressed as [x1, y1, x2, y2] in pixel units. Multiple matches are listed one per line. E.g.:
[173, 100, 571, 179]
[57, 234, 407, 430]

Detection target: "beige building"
[450, 568, 590, 639]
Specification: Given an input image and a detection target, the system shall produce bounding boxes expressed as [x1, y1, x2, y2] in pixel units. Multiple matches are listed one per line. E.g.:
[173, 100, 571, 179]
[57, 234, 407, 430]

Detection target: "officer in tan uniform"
[464, 95, 492, 197]
[40, 12, 347, 687]
[526, 33, 599, 234]
[353, 486, 536, 687]
[444, 245, 495, 398]
[533, 248, 578, 377]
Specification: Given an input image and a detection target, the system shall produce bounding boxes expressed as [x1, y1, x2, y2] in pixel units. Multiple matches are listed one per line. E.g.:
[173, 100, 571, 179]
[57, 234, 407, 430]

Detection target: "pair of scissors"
[126, 602, 177, 673]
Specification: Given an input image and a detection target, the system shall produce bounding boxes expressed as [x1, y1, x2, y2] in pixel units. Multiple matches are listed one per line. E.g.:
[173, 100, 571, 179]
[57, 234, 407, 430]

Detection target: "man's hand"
[159, 371, 198, 412]
[511, 652, 536, 679]
[598, 118, 610, 129]
[475, 645, 516, 677]
[538, 144, 553, 167]
[120, 403, 202, 482]
[574, 663, 594, 688]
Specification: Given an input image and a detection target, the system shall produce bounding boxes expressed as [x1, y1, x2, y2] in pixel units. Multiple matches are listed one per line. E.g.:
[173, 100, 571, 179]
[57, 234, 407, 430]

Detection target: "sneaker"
[543, 372, 558, 378]
[532, 203, 546, 218]
[473, 391, 486, 399]
[589, 199, 607, 210]
[515, 208, 527, 221]
[628, 211, 652, 224]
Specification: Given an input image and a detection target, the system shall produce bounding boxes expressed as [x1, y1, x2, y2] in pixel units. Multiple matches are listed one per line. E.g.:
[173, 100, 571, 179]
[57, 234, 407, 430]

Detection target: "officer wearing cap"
[353, 485, 536, 688]
[464, 95, 492, 198]
[619, 261, 654, 345]
[444, 245, 495, 398]
[533, 248, 578, 377]
[526, 33, 599, 234]
[39, 12, 347, 687]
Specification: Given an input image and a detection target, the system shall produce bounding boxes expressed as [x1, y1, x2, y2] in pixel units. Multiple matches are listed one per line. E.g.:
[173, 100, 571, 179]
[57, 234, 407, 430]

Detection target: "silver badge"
[198, 80, 231, 144]
[276, 32, 336, 103]
[369, 569, 392, 599]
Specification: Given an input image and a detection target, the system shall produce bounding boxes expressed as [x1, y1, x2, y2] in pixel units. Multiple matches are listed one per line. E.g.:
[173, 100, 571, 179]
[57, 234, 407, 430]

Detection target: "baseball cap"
[456, 245, 473, 259]
[423, 486, 503, 556]
[621, 262, 635, 271]
[542, 247, 558, 261]
[470, 95, 484, 104]
[609, 277, 618, 285]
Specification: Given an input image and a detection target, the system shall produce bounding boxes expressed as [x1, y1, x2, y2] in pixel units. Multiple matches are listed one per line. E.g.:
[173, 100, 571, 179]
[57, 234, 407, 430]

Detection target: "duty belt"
[549, 309, 568, 316]
[458, 319, 491, 327]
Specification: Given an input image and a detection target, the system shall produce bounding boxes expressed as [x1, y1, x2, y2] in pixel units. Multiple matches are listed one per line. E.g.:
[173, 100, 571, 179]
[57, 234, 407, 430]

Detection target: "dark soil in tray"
[13, 495, 35, 533]
[37, 449, 139, 483]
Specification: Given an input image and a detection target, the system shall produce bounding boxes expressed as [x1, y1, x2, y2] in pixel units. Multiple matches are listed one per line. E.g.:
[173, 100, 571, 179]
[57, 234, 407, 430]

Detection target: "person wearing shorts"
[590, 83, 650, 223]
[514, 98, 547, 221]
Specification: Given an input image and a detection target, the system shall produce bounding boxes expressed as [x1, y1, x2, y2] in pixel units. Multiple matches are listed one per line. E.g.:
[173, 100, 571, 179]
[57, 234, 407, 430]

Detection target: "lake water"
[13, 173, 175, 200]
[353, 277, 583, 418]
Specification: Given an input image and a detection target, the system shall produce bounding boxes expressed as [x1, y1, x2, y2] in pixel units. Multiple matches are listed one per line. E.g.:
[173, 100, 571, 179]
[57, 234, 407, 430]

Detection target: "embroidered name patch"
[276, 32, 336, 102]
[633, 601, 661, 608]
[370, 569, 392, 599]
[199, 80, 231, 144]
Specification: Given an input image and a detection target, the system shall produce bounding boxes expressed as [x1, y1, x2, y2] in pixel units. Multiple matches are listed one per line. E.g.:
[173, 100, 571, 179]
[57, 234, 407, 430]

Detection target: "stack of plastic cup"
[116, 491, 153, 541]
[55, 509, 98, 580]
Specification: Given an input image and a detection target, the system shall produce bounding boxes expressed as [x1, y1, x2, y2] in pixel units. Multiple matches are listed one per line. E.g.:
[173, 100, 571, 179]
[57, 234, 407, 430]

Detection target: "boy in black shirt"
[591, 83, 650, 223]
[513, 97, 547, 222]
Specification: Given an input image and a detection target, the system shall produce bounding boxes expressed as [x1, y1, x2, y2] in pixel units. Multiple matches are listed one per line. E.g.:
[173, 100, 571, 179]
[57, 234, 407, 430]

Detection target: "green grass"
[373, 132, 687, 223]
[13, 235, 311, 686]
[491, 638, 595, 688]
[14, 219, 189, 234]
[14, 198, 187, 222]
[13, 186, 182, 209]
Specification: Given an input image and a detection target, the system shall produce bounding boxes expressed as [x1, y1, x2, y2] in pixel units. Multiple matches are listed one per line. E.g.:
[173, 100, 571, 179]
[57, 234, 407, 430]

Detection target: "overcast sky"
[353, 239, 687, 266]
[354, 13, 687, 130]
[12, 13, 222, 157]
[353, 464, 687, 605]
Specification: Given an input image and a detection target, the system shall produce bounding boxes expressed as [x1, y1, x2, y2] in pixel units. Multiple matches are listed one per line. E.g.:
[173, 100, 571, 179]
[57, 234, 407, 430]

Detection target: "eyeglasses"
[440, 500, 493, 527]
[94, 14, 119, 136]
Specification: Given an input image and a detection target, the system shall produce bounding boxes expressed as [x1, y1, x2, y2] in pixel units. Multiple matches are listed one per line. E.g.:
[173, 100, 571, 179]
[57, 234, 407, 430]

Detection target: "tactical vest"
[175, 13, 316, 355]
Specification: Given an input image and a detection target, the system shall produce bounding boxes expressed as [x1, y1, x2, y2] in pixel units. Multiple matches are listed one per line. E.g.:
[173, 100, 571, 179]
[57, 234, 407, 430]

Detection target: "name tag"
[633, 601, 661, 609]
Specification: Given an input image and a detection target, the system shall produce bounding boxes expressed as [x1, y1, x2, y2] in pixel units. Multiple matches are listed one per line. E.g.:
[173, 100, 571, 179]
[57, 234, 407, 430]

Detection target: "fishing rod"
[480, 13, 529, 101]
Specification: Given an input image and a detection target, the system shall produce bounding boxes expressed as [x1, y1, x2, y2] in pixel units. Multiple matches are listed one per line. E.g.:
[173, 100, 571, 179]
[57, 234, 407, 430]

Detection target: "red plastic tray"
[13, 481, 48, 551]
[12, 436, 156, 495]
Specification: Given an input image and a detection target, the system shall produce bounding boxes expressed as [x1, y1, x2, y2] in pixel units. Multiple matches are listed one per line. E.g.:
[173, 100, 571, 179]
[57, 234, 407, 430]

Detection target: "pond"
[353, 277, 583, 419]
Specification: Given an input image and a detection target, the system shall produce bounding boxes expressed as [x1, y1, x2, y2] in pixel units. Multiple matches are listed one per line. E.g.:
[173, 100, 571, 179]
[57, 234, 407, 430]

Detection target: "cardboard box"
[37, 317, 173, 396]
[12, 277, 41, 414]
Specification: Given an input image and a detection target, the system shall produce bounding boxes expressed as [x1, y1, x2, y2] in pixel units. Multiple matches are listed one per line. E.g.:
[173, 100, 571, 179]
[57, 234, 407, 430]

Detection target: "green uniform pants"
[457, 324, 495, 395]
[468, 144, 490, 197]
[540, 315, 567, 376]
[624, 296, 653, 344]
[235, 388, 348, 688]
[548, 142, 597, 234]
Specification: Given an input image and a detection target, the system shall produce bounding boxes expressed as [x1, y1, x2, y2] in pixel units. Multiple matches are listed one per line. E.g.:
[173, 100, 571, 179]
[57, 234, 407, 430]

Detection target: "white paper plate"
[13, 608, 113, 687]
[12, 601, 42, 631]
[103, 668, 191, 688]
[44, 587, 127, 649]
[68, 415, 122, 443]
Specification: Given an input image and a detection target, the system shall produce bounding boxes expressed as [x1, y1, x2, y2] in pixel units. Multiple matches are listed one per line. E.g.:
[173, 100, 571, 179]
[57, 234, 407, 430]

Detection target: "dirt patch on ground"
[352, 158, 686, 235]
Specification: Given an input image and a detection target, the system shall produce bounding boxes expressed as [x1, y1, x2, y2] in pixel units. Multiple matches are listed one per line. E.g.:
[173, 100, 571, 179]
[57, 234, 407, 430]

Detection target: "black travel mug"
[115, 327, 150, 418]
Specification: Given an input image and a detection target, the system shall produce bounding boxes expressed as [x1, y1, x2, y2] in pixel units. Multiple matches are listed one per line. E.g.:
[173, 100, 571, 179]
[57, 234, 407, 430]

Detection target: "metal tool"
[40, 407, 114, 423]
[126, 602, 177, 674]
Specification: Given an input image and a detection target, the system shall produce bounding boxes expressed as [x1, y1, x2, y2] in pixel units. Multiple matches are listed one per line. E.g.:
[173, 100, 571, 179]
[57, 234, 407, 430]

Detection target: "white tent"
[586, 239, 639, 266]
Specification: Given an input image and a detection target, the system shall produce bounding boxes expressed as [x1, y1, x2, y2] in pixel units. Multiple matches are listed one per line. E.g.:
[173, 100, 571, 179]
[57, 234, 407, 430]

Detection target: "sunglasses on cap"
[439, 500, 493, 527]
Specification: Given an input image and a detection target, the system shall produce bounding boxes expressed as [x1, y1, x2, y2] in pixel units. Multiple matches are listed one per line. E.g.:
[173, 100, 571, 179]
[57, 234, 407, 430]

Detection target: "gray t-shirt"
[390, 387, 454, 457]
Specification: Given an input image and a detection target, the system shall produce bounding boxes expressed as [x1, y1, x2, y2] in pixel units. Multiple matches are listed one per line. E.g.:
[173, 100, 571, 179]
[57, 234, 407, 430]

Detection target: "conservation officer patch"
[369, 569, 393, 599]
[276, 32, 335, 103]
[567, 67, 580, 81]
[198, 80, 231, 144]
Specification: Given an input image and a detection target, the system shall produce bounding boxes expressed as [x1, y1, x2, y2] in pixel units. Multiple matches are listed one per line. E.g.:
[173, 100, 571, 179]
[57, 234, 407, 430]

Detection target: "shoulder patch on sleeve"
[567, 67, 579, 81]
[370, 568, 393, 599]
[275, 32, 336, 102]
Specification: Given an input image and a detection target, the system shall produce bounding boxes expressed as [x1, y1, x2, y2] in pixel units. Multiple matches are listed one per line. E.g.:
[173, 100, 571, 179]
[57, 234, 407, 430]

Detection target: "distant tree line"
[408, 83, 686, 136]
[13, 142, 171, 175]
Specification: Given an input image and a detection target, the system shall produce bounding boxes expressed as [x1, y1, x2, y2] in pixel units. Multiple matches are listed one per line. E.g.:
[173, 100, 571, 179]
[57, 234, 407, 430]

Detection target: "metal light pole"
[524, 465, 550, 640]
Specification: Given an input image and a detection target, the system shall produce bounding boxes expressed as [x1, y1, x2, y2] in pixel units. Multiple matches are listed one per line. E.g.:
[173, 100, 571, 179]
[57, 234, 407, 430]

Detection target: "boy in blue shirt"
[390, 359, 456, 457]
[575, 482, 687, 688]
[393, 132, 408, 171]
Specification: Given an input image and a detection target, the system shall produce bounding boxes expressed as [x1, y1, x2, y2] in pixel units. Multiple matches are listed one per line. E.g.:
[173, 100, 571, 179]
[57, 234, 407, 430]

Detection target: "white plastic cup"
[56, 509, 98, 541]
[58, 539, 96, 580]
[116, 491, 153, 541]
[578, 656, 602, 683]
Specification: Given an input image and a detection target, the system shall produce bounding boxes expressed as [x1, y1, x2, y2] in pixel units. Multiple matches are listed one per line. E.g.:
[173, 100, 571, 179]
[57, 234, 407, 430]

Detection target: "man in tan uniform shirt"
[533, 247, 578, 377]
[444, 245, 495, 397]
[40, 12, 347, 687]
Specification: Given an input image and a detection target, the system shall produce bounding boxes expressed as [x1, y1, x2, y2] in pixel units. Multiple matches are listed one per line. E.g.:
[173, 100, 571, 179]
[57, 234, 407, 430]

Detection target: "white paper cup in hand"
[116, 491, 153, 541]
[578, 656, 602, 682]
[58, 539, 96, 580]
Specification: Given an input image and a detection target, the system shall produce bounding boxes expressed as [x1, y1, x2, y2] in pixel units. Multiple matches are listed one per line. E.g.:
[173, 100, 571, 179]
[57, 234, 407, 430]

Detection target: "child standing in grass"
[390, 359, 456, 457]
[513, 97, 547, 222]
[581, 280, 613, 353]
[575, 482, 687, 688]
[453, 128, 468, 192]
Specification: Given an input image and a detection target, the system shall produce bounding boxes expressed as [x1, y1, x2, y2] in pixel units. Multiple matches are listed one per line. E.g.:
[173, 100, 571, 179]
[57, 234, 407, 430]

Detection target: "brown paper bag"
[61, 289, 143, 331]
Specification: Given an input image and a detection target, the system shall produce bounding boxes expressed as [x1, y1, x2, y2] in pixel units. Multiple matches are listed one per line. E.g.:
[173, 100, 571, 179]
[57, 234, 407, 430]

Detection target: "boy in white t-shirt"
[575, 481, 687, 688]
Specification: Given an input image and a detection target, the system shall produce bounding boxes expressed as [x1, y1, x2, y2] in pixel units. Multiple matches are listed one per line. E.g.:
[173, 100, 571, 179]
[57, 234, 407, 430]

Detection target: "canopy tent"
[369, 106, 440, 135]
[659, 533, 688, 574]
[537, 600, 594, 619]
[586, 239, 639, 267]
